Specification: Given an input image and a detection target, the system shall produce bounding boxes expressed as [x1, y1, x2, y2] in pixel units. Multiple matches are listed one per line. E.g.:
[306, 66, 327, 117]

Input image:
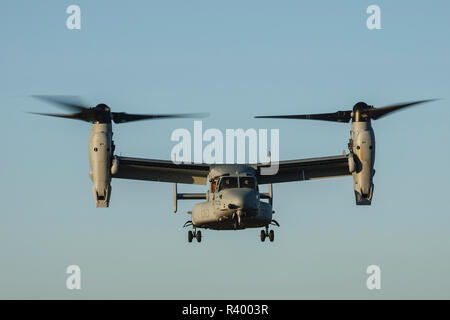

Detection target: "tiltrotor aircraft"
[31, 96, 436, 243]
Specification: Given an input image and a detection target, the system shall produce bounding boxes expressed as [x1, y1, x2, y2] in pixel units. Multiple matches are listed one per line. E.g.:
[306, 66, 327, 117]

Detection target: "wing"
[256, 154, 350, 184]
[112, 156, 210, 185]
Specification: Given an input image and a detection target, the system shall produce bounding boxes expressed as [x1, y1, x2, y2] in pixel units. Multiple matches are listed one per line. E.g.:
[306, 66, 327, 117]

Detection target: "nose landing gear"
[232, 209, 244, 230]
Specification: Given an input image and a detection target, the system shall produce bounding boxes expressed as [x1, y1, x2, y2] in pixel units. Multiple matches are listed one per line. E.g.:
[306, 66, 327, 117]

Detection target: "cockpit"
[218, 177, 238, 191]
[239, 177, 256, 189]
[216, 176, 257, 192]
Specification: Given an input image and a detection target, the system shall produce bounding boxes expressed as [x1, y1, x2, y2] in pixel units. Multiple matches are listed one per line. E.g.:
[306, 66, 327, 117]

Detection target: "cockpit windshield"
[239, 177, 256, 189]
[217, 176, 257, 192]
[218, 177, 238, 191]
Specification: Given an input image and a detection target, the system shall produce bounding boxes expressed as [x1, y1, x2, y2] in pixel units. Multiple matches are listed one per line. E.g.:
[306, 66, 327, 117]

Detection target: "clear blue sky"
[1, 0, 449, 299]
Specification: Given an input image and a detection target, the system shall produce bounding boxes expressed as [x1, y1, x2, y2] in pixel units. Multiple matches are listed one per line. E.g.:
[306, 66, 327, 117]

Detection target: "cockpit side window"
[218, 177, 238, 191]
[239, 177, 256, 190]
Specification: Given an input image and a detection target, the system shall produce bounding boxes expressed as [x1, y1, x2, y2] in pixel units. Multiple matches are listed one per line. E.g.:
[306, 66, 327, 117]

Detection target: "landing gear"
[269, 230, 274, 242]
[260, 226, 275, 243]
[260, 230, 266, 242]
[232, 209, 243, 230]
[236, 209, 242, 227]
[186, 226, 202, 243]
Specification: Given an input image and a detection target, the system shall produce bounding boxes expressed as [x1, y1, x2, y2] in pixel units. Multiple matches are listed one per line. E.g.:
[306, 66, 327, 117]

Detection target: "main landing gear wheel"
[187, 228, 202, 243]
[260, 230, 266, 242]
[269, 230, 274, 242]
[260, 226, 275, 243]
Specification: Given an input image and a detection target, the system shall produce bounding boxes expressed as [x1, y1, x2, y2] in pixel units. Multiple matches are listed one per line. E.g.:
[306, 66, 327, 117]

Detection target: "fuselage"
[190, 166, 273, 230]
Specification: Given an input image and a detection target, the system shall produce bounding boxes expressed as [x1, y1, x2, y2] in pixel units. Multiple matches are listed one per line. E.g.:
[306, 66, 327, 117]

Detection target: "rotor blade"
[31, 95, 88, 113]
[255, 110, 352, 123]
[365, 99, 438, 120]
[112, 112, 209, 124]
[28, 111, 88, 121]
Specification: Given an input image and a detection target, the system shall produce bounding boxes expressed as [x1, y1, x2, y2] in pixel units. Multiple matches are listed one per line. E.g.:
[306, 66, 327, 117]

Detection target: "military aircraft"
[31, 96, 436, 243]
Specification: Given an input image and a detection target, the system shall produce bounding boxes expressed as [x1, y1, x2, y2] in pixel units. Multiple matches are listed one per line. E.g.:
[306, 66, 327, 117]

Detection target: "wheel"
[196, 230, 202, 243]
[188, 230, 193, 243]
[260, 230, 266, 242]
[269, 230, 274, 242]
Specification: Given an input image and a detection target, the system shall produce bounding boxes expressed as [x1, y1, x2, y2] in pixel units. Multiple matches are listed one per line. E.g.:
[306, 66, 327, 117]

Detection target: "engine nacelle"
[88, 123, 113, 207]
[349, 121, 375, 205]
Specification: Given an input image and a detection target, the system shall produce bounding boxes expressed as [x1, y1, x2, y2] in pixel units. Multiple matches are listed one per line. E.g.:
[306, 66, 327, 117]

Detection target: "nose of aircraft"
[221, 188, 259, 210]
